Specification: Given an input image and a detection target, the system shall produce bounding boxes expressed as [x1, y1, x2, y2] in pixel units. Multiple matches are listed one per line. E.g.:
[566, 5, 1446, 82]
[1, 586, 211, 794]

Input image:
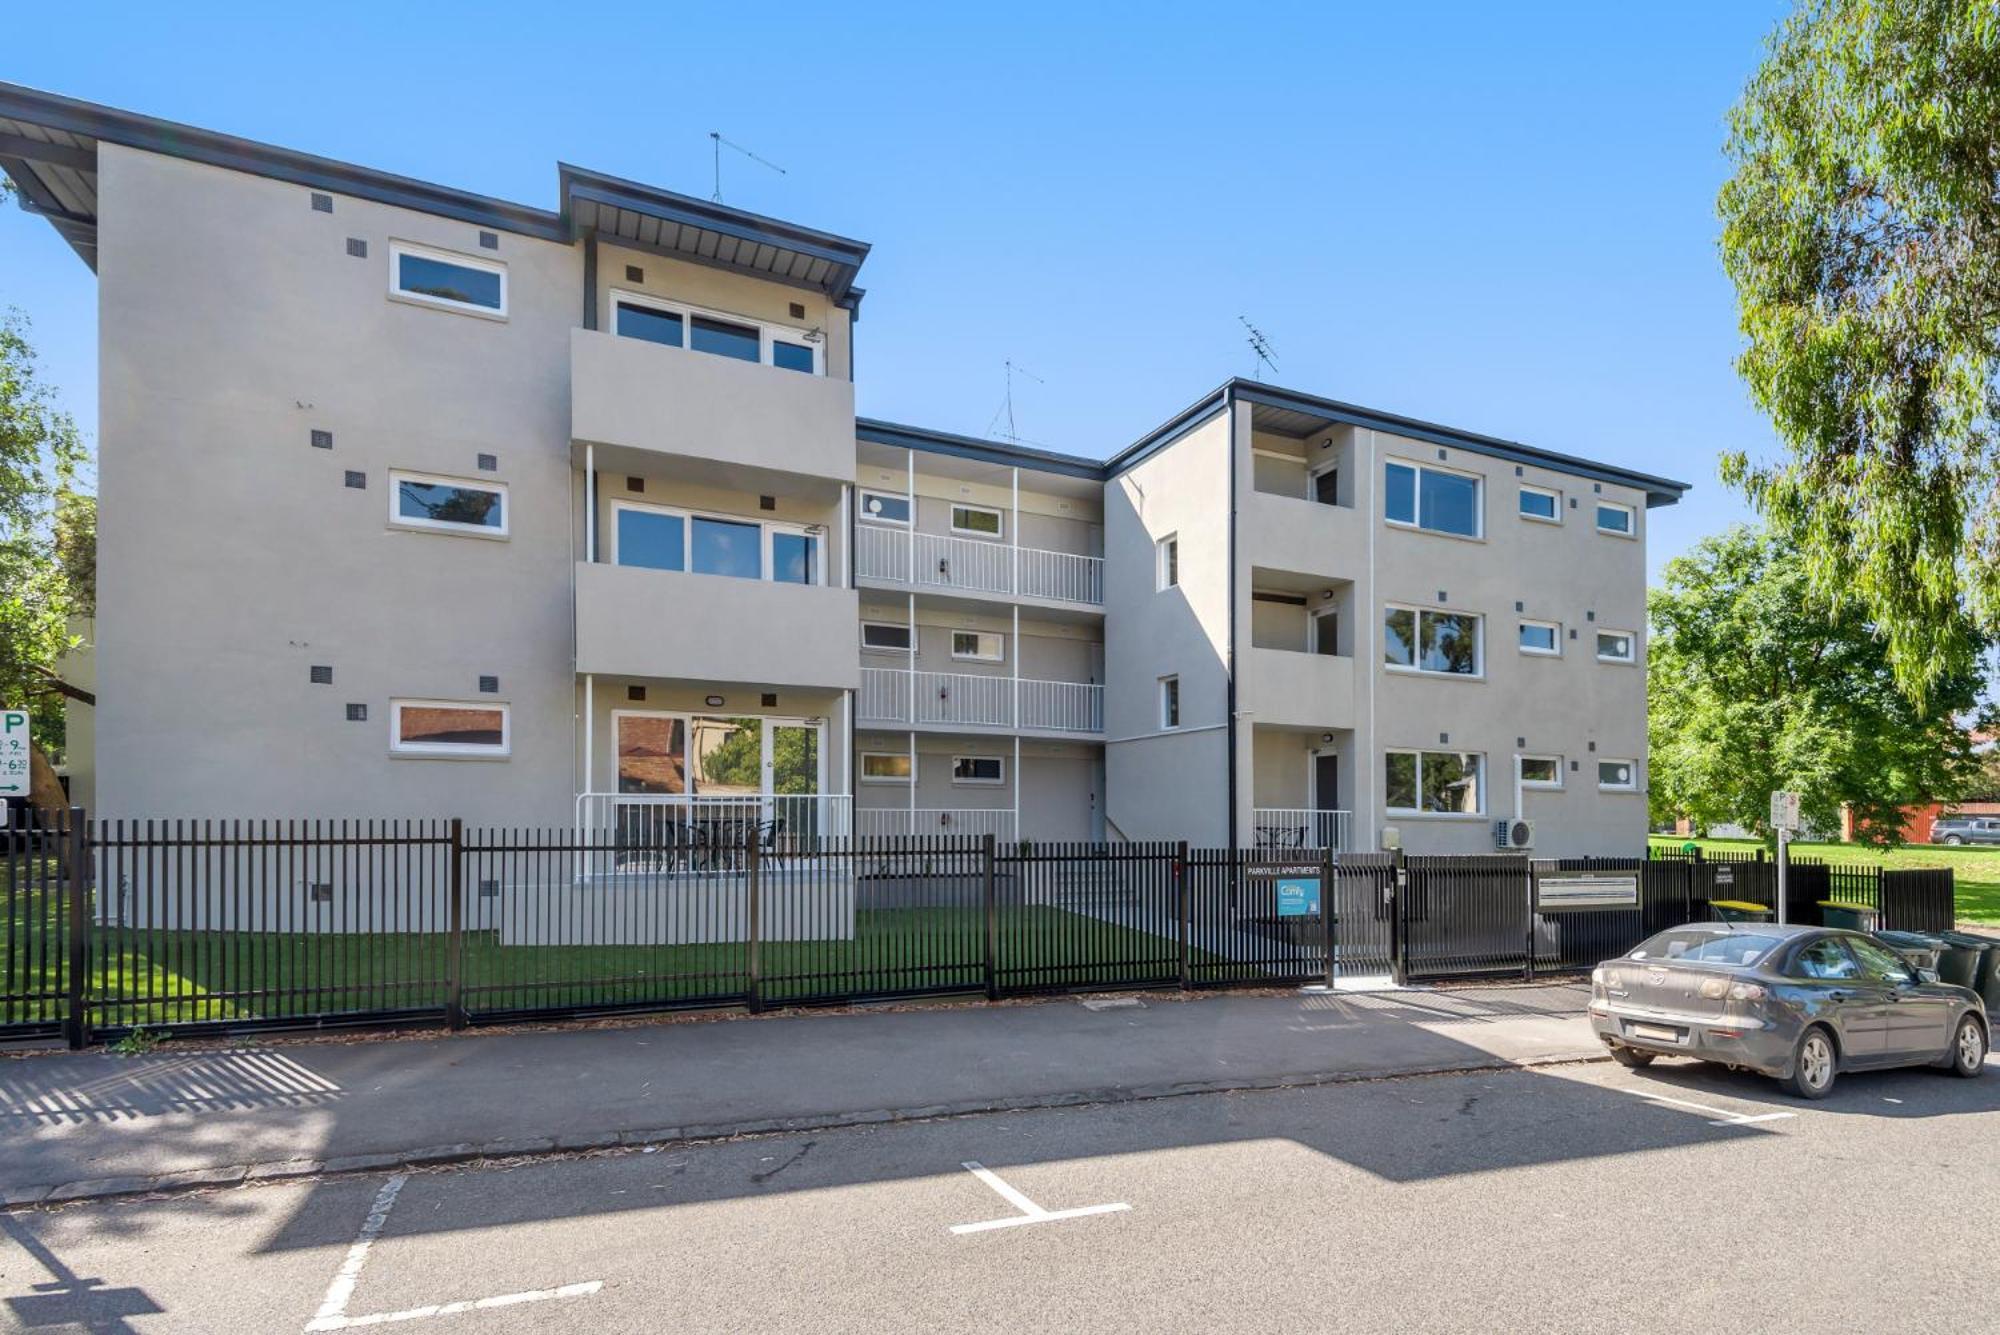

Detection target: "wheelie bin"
[1819, 901, 1881, 932]
[1711, 900, 1773, 924]
[1935, 932, 1992, 990]
[1875, 930, 1945, 974]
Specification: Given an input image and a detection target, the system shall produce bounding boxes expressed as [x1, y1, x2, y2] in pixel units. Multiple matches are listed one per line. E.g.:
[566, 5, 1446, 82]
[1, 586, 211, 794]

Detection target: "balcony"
[858, 667, 1104, 735]
[575, 561, 859, 689]
[855, 526, 1104, 607]
[855, 808, 1017, 841]
[1239, 648, 1356, 731]
[570, 327, 855, 484]
[1250, 808, 1354, 852]
[1239, 489, 1365, 578]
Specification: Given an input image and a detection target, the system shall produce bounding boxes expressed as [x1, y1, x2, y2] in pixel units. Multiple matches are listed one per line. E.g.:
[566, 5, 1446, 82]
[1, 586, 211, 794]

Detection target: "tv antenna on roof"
[710, 131, 786, 203]
[1240, 315, 1279, 381]
[986, 360, 1045, 444]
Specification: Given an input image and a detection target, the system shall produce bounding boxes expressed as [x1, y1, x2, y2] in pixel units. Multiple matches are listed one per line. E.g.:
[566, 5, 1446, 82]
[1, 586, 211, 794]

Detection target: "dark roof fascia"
[1227, 380, 1691, 507]
[0, 81, 568, 242]
[1103, 384, 1235, 477]
[856, 418, 1106, 481]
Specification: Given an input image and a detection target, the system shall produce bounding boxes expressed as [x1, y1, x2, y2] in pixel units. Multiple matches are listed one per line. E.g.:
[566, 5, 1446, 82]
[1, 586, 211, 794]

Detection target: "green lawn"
[3, 885, 1211, 1029]
[1648, 836, 2000, 924]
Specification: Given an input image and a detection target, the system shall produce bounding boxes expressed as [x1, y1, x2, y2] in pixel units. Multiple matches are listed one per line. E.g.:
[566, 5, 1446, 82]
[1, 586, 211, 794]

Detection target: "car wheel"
[1949, 1015, 1987, 1078]
[1942, 835, 1964, 846]
[1610, 1046, 1655, 1069]
[1782, 1027, 1838, 1100]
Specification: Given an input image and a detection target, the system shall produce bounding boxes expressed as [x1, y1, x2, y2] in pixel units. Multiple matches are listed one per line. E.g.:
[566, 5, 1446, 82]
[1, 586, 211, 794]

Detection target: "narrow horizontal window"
[1385, 749, 1483, 814]
[1596, 630, 1636, 663]
[1518, 486, 1560, 522]
[861, 752, 914, 783]
[950, 504, 1004, 538]
[391, 700, 510, 757]
[1519, 756, 1562, 788]
[690, 313, 761, 363]
[1386, 460, 1480, 538]
[951, 755, 1005, 785]
[389, 472, 507, 537]
[1518, 620, 1560, 655]
[389, 242, 505, 315]
[859, 491, 911, 525]
[1384, 606, 1482, 675]
[951, 630, 1005, 662]
[861, 622, 912, 652]
[616, 300, 684, 348]
[1596, 501, 1635, 535]
[1598, 759, 1637, 790]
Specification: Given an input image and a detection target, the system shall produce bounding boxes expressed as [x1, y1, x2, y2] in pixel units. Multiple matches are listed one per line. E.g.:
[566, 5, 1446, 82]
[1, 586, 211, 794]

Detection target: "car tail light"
[1591, 968, 1605, 987]
[1699, 978, 1728, 1000]
[1728, 983, 1766, 1002]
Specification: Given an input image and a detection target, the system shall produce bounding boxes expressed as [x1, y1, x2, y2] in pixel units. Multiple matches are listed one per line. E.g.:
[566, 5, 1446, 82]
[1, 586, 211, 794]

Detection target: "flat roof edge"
[856, 418, 1106, 480]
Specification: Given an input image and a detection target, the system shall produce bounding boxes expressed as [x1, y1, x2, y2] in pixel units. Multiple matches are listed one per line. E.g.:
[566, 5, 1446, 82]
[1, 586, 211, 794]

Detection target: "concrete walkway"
[0, 982, 1597, 1207]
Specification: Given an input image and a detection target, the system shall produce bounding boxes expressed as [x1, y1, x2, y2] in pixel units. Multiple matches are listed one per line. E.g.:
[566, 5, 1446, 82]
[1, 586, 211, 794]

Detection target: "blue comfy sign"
[1276, 876, 1321, 918]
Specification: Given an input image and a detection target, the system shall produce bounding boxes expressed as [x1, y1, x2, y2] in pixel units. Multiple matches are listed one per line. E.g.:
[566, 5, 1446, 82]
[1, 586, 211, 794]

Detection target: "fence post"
[1176, 841, 1191, 992]
[746, 832, 763, 1013]
[1389, 848, 1409, 988]
[1523, 860, 1537, 983]
[982, 833, 998, 1001]
[445, 818, 467, 1030]
[1321, 842, 1337, 991]
[63, 808, 90, 1051]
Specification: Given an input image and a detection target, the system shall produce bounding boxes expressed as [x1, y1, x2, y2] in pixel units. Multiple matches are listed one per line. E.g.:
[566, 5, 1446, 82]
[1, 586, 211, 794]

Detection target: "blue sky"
[2, 2, 1791, 581]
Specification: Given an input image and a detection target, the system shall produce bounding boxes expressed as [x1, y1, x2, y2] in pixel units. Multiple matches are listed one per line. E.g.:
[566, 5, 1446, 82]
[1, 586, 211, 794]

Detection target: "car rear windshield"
[1629, 930, 1783, 966]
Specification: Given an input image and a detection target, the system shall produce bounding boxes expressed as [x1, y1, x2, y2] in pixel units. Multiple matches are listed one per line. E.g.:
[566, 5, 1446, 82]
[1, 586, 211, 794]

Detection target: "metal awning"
[0, 112, 99, 266]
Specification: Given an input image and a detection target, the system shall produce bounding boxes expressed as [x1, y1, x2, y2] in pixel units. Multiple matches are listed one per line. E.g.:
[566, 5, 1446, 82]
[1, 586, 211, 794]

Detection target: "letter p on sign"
[0, 710, 30, 798]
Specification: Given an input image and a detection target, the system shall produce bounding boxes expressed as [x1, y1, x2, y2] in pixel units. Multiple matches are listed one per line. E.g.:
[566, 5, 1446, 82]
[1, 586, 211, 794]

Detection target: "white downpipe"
[1513, 752, 1524, 826]
[907, 591, 918, 723]
[1010, 467, 1020, 596]
[584, 443, 596, 564]
[583, 672, 595, 798]
[1011, 604, 1020, 729]
[906, 451, 916, 584]
[839, 483, 851, 588]
[1364, 429, 1378, 852]
[907, 729, 917, 818]
[1013, 733, 1021, 842]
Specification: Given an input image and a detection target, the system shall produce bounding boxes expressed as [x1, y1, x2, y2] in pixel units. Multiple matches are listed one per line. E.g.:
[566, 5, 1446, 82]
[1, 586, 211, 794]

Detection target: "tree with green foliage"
[1648, 525, 1987, 844]
[1, 177, 94, 813]
[1718, 1, 2000, 706]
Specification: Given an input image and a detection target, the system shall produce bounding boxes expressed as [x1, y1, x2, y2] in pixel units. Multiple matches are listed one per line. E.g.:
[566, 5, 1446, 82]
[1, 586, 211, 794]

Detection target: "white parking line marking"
[304, 1174, 602, 1332]
[1593, 1082, 1797, 1128]
[949, 1161, 1131, 1235]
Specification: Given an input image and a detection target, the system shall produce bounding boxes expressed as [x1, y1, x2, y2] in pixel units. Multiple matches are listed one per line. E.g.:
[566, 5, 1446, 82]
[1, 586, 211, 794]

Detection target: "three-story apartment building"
[1, 83, 1686, 857]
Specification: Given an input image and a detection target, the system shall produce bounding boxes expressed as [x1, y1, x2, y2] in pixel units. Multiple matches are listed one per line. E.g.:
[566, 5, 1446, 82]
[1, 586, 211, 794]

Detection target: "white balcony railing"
[856, 808, 1017, 842]
[855, 525, 1104, 606]
[576, 793, 854, 861]
[1250, 808, 1354, 852]
[858, 667, 1104, 734]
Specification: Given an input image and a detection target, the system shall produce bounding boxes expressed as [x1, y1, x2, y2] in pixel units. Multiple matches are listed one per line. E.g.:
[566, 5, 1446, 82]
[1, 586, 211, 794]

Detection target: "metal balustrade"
[857, 667, 1104, 733]
[854, 525, 1104, 606]
[854, 808, 1017, 841]
[1250, 808, 1354, 852]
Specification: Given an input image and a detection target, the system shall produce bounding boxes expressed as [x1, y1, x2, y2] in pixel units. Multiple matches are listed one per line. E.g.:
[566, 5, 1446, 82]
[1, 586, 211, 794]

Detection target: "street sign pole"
[1775, 826, 1789, 926]
[1769, 790, 1800, 927]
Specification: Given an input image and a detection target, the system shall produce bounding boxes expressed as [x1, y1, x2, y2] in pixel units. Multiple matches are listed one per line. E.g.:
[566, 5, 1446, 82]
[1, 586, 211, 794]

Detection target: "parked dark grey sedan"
[1590, 923, 1988, 1099]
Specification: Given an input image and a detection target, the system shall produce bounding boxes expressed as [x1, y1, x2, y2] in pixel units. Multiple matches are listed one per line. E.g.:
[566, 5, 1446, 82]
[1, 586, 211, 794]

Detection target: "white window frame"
[1156, 533, 1179, 590]
[1384, 748, 1486, 817]
[609, 287, 823, 374]
[951, 754, 1007, 786]
[858, 489, 912, 527]
[1383, 457, 1484, 539]
[609, 710, 826, 795]
[949, 502, 1005, 540]
[1597, 758, 1639, 792]
[861, 621, 913, 653]
[1159, 675, 1181, 730]
[1517, 619, 1561, 657]
[388, 240, 508, 318]
[387, 470, 509, 539]
[950, 630, 1005, 663]
[1383, 603, 1485, 678]
[1596, 500, 1636, 537]
[1518, 484, 1562, 525]
[1595, 629, 1637, 664]
[389, 699, 511, 758]
[859, 751, 915, 785]
[609, 498, 824, 586]
[1518, 754, 1564, 789]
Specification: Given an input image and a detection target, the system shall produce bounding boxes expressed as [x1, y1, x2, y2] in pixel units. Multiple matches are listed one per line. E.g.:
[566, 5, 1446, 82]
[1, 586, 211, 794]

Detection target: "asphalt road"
[4, 1054, 1996, 1334]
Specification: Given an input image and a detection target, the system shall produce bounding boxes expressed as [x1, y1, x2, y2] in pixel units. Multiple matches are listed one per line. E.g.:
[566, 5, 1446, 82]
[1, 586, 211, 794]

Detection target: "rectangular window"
[1596, 630, 1636, 663]
[614, 506, 687, 572]
[391, 700, 510, 757]
[1596, 501, 1635, 536]
[771, 339, 817, 373]
[1385, 749, 1484, 814]
[951, 755, 1005, 785]
[860, 752, 914, 784]
[950, 504, 1004, 539]
[1385, 460, 1481, 538]
[771, 530, 820, 586]
[616, 714, 687, 793]
[1156, 534, 1179, 590]
[1159, 675, 1180, 729]
[1519, 755, 1563, 788]
[1383, 606, 1482, 676]
[690, 515, 764, 580]
[1518, 620, 1560, 656]
[1598, 759, 1638, 791]
[951, 630, 1005, 662]
[859, 490, 911, 525]
[861, 622, 912, 652]
[610, 290, 820, 374]
[1518, 486, 1561, 523]
[389, 472, 508, 537]
[616, 299, 684, 348]
[389, 242, 506, 316]
[689, 313, 762, 363]
[1312, 467, 1340, 507]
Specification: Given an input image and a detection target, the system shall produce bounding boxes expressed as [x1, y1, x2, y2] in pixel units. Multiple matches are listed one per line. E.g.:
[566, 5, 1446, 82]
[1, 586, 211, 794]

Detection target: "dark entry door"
[1313, 754, 1340, 848]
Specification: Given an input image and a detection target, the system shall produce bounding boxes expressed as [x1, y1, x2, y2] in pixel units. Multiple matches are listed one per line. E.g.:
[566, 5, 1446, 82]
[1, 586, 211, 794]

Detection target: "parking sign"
[0, 710, 29, 798]
[1769, 790, 1801, 833]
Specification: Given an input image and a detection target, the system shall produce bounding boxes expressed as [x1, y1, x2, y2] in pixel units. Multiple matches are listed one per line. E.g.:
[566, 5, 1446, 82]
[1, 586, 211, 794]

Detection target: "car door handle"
[1828, 990, 1857, 1001]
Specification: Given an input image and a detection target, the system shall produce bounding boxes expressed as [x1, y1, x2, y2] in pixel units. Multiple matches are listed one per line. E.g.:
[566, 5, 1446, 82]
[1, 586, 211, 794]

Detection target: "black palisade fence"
[0, 812, 1965, 1047]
